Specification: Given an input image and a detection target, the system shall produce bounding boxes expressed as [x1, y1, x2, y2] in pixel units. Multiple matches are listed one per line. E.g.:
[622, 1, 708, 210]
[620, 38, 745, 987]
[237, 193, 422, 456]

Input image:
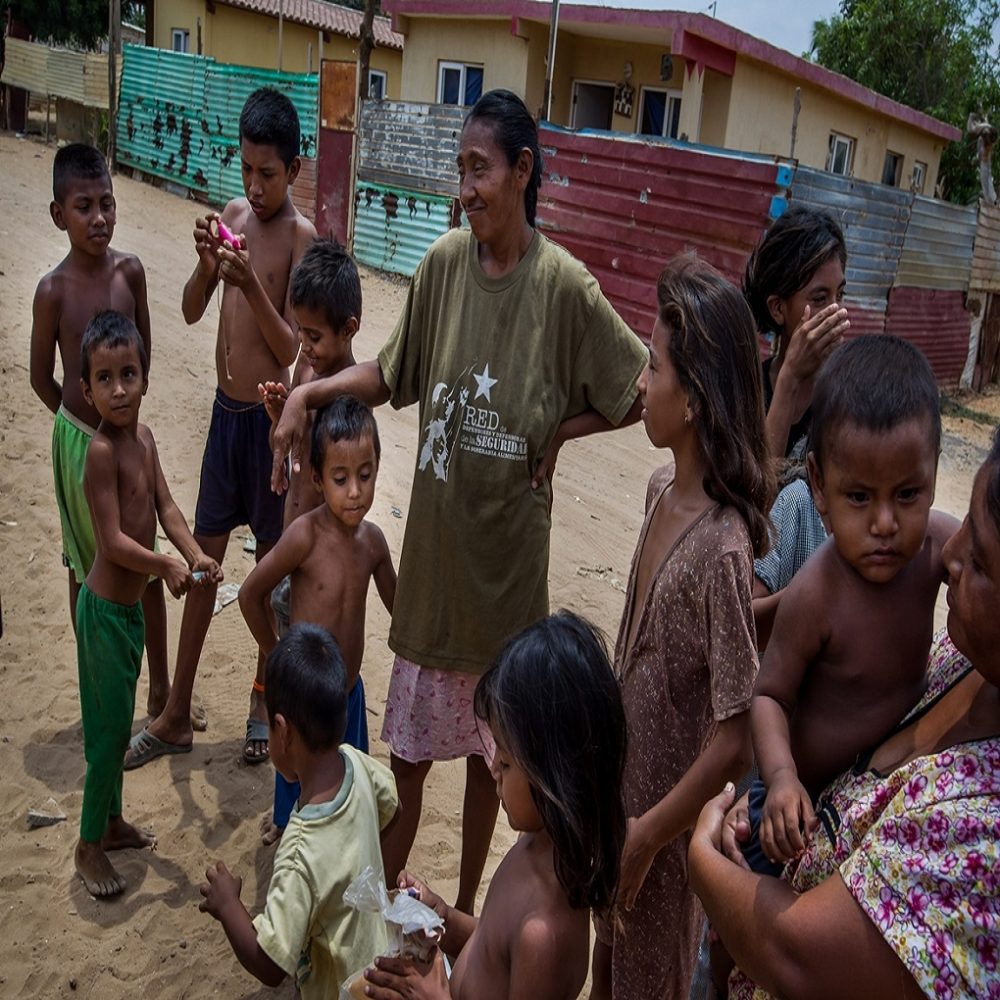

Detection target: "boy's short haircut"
[81, 310, 149, 384]
[53, 143, 111, 202]
[310, 395, 381, 472]
[810, 334, 940, 468]
[265, 623, 348, 751]
[290, 237, 362, 332]
[239, 87, 300, 167]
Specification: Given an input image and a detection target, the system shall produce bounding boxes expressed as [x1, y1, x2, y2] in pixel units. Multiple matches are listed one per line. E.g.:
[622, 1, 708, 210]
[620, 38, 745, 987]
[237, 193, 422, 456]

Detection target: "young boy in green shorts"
[128, 87, 316, 769]
[29, 143, 172, 719]
[75, 311, 221, 897]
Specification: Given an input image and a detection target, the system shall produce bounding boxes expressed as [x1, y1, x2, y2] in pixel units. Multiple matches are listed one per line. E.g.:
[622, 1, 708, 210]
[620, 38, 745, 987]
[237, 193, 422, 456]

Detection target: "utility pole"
[541, 0, 560, 121]
[108, 0, 121, 168]
[358, 0, 376, 100]
[789, 86, 801, 159]
[278, 0, 284, 71]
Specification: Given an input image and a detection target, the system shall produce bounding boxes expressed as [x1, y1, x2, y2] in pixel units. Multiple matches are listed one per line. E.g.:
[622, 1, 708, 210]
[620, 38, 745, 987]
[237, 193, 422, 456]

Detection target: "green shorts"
[52, 405, 96, 584]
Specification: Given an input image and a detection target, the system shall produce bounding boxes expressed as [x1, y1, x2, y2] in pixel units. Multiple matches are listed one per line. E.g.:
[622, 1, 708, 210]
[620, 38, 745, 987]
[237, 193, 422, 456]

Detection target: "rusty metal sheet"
[358, 99, 466, 197]
[971, 202, 1000, 293]
[317, 129, 353, 243]
[789, 165, 911, 316]
[884, 287, 970, 385]
[320, 59, 356, 131]
[291, 156, 316, 224]
[896, 195, 976, 291]
[0, 38, 113, 108]
[536, 124, 793, 338]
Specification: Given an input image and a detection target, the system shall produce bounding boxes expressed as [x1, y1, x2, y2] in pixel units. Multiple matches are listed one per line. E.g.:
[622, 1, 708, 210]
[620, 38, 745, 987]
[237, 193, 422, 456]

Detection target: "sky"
[567, 1, 843, 57]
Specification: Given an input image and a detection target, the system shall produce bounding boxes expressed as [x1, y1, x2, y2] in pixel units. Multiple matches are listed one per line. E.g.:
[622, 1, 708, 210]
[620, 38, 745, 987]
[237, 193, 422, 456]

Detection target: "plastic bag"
[339, 865, 445, 1000]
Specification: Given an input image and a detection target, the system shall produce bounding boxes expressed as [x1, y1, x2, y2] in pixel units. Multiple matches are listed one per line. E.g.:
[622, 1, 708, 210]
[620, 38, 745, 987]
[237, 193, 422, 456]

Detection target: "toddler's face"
[313, 434, 378, 529]
[488, 730, 542, 834]
[81, 341, 147, 426]
[809, 417, 937, 584]
[293, 303, 352, 377]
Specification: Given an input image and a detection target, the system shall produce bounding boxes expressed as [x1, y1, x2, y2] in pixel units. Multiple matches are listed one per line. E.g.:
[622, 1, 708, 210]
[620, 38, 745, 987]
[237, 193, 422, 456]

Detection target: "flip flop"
[243, 717, 270, 764]
[124, 728, 193, 771]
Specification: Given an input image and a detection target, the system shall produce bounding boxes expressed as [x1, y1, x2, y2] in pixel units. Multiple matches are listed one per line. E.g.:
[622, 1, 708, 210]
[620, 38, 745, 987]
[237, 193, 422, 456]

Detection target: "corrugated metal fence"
[0, 37, 116, 108]
[117, 45, 318, 216]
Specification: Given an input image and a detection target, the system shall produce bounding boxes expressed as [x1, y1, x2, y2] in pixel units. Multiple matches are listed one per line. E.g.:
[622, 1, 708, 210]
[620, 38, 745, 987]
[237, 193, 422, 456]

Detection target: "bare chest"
[114, 442, 158, 546]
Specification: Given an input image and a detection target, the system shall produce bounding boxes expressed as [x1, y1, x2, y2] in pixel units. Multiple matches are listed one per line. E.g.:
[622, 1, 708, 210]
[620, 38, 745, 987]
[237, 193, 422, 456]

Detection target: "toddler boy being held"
[747, 335, 958, 869]
[75, 312, 221, 897]
[200, 624, 399, 995]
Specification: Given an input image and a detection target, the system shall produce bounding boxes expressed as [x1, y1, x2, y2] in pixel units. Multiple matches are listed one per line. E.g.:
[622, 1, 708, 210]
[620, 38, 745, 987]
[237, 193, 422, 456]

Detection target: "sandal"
[243, 717, 270, 763]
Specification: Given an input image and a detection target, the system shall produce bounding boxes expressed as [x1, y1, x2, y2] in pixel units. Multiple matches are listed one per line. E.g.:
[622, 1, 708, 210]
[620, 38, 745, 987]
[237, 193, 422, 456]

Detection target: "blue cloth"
[754, 479, 827, 594]
[741, 778, 790, 877]
[273, 677, 369, 829]
[194, 388, 284, 542]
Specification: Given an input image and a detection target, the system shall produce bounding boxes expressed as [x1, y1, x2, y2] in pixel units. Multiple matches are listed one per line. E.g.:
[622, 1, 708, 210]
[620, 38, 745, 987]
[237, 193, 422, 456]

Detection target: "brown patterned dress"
[611, 466, 758, 999]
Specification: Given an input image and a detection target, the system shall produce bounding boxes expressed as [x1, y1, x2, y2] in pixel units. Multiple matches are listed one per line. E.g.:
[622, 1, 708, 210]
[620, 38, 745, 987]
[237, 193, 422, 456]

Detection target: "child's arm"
[371, 528, 397, 615]
[618, 712, 751, 909]
[181, 212, 224, 324]
[237, 523, 310, 657]
[752, 579, 826, 862]
[144, 427, 223, 582]
[530, 396, 643, 490]
[123, 255, 153, 366]
[29, 277, 63, 415]
[84, 438, 194, 597]
[395, 871, 477, 957]
[199, 862, 285, 988]
[216, 219, 314, 368]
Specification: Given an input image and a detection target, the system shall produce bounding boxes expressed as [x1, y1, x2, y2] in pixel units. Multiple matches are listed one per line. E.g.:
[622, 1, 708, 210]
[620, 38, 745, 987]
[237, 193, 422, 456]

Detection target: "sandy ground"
[0, 130, 995, 999]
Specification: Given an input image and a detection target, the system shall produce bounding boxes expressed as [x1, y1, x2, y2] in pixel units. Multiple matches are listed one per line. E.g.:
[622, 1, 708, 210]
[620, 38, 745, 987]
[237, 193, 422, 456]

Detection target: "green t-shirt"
[378, 228, 648, 673]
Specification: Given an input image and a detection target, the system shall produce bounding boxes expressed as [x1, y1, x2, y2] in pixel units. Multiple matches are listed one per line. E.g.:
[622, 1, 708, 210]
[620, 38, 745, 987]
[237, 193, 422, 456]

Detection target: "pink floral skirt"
[380, 655, 495, 764]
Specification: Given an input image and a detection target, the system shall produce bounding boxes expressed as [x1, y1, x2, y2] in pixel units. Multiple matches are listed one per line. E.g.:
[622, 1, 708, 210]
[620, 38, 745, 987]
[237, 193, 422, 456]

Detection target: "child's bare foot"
[259, 812, 284, 847]
[190, 702, 208, 732]
[102, 815, 157, 852]
[75, 840, 127, 898]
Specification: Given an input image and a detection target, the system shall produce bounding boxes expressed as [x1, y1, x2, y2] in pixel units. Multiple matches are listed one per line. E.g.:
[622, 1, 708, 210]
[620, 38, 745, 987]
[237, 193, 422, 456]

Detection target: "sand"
[0, 130, 994, 999]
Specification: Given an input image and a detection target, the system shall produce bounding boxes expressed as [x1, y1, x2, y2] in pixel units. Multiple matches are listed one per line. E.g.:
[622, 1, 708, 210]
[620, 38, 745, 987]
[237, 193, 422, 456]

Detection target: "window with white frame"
[881, 150, 903, 187]
[368, 69, 387, 100]
[826, 132, 854, 176]
[637, 87, 682, 139]
[437, 62, 484, 106]
[911, 160, 927, 193]
[171, 28, 190, 53]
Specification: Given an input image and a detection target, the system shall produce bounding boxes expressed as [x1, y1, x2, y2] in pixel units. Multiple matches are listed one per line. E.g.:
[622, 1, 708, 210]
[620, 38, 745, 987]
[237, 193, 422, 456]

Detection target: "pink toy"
[213, 218, 241, 249]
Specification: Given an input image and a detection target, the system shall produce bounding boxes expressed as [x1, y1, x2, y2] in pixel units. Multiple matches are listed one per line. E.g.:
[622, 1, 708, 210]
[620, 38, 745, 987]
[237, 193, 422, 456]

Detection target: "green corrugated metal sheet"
[117, 45, 317, 207]
[353, 181, 453, 277]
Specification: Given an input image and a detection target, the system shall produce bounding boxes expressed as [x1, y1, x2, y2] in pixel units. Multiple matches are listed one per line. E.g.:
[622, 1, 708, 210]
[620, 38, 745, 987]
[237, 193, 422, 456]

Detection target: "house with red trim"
[383, 0, 960, 194]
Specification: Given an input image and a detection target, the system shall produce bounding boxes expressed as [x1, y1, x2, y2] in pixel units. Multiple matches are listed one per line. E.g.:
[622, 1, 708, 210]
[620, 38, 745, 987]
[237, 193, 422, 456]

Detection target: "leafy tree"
[0, 0, 143, 50]
[810, 0, 1000, 203]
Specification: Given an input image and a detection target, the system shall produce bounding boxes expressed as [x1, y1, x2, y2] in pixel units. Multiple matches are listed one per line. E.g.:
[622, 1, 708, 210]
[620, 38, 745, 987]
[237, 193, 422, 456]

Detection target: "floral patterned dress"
[731, 633, 1000, 999]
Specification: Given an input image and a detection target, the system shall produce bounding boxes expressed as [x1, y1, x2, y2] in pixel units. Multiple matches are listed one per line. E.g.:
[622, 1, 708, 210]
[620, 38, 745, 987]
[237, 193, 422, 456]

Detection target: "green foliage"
[0, 0, 143, 49]
[810, 0, 1000, 203]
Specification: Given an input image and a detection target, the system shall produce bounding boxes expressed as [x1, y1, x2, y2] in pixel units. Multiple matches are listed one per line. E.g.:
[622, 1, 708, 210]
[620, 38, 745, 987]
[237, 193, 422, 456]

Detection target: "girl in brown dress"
[592, 254, 774, 1000]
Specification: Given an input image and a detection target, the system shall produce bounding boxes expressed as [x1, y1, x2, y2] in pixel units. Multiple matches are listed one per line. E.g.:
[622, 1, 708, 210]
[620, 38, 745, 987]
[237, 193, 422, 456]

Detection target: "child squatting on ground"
[74, 311, 222, 898]
[199, 623, 399, 996]
[127, 86, 316, 769]
[29, 143, 173, 722]
[744, 334, 959, 872]
[238, 395, 396, 845]
[362, 611, 628, 1000]
[592, 254, 774, 1000]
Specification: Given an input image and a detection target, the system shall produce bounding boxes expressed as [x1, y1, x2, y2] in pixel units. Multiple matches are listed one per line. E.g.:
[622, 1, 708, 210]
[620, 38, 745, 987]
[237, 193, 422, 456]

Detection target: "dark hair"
[311, 395, 381, 472]
[657, 254, 774, 556]
[464, 89, 543, 227]
[239, 87, 300, 166]
[473, 611, 627, 915]
[291, 238, 362, 332]
[52, 143, 111, 203]
[809, 335, 940, 470]
[80, 310, 148, 383]
[264, 623, 347, 751]
[985, 427, 1000, 535]
[743, 205, 847, 338]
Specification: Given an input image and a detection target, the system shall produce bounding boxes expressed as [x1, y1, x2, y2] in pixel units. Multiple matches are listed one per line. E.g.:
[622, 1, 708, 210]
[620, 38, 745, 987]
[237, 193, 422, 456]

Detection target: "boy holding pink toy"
[126, 86, 316, 770]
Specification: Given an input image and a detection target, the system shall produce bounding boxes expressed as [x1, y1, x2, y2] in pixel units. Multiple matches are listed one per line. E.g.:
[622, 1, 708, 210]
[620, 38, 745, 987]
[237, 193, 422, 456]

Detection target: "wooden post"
[789, 86, 801, 160]
[45, 94, 51, 142]
[278, 0, 284, 72]
[542, 0, 560, 122]
[358, 0, 376, 101]
[108, 0, 121, 169]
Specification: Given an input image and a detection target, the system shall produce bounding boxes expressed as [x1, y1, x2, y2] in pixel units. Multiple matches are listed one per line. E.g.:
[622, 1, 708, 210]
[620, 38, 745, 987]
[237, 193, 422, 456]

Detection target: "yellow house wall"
[724, 55, 943, 184]
[153, 1, 401, 95]
[700, 68, 731, 147]
[396, 17, 529, 104]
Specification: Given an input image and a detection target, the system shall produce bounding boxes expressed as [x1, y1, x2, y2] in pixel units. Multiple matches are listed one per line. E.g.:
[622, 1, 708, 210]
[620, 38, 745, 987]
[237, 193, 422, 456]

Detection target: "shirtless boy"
[747, 335, 959, 870]
[75, 312, 221, 897]
[239, 395, 396, 842]
[29, 143, 171, 719]
[127, 87, 316, 768]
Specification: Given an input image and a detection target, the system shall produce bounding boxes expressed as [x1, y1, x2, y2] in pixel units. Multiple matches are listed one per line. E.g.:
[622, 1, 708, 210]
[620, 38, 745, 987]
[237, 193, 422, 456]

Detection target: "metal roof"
[217, 0, 403, 49]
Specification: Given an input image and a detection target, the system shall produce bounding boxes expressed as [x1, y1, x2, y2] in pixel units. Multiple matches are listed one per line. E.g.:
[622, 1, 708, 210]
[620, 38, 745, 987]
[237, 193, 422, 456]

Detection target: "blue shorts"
[741, 778, 790, 877]
[273, 677, 369, 828]
[194, 388, 284, 543]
